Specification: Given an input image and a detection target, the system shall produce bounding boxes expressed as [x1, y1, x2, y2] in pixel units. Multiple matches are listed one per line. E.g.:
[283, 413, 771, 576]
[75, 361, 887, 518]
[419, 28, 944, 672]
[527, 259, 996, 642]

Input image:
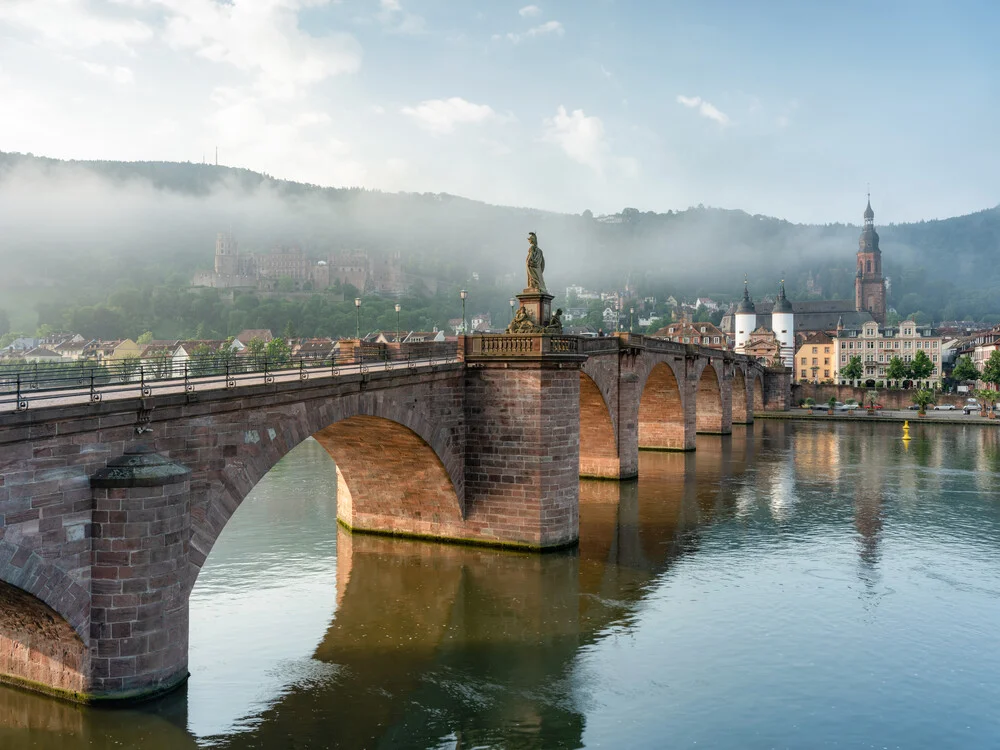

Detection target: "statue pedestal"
[516, 289, 553, 329]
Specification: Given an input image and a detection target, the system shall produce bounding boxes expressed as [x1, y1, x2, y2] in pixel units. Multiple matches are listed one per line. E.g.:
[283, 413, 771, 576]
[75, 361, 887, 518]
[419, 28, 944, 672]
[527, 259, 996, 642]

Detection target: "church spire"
[864, 192, 874, 225]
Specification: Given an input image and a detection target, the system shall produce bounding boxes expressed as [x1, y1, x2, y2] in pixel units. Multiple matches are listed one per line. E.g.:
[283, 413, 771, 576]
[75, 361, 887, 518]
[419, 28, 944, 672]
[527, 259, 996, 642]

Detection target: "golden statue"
[525, 232, 546, 292]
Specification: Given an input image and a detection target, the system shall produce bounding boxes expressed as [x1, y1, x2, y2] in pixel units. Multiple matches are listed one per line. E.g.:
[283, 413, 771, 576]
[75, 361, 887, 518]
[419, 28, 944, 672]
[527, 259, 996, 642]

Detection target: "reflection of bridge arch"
[638, 362, 687, 451]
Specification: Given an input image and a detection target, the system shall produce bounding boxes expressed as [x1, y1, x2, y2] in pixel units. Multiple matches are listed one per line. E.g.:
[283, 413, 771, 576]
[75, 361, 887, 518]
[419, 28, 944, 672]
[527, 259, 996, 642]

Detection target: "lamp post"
[354, 297, 361, 339]
[460, 289, 468, 334]
[630, 307, 635, 333]
[509, 298, 516, 323]
[395, 302, 401, 343]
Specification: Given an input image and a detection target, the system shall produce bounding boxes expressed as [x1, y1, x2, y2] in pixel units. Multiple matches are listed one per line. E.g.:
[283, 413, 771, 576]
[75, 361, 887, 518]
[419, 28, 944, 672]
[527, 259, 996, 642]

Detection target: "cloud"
[676, 94, 730, 126]
[0, 0, 153, 51]
[518, 5, 541, 17]
[542, 105, 606, 171]
[507, 20, 563, 44]
[81, 62, 135, 85]
[401, 97, 496, 134]
[156, 0, 362, 98]
[376, 0, 426, 35]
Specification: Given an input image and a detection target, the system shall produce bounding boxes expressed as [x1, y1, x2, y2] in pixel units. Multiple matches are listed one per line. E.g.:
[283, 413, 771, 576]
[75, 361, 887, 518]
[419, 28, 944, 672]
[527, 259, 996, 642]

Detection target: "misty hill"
[1, 151, 999, 328]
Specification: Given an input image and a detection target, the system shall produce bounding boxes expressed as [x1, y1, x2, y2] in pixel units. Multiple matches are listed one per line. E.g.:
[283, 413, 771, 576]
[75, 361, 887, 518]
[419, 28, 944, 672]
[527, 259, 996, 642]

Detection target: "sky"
[0, 0, 997, 224]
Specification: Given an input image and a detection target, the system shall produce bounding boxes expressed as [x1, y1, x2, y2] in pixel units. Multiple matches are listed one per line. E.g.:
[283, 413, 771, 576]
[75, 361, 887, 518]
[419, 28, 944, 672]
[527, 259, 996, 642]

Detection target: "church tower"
[854, 197, 886, 325]
[214, 232, 238, 277]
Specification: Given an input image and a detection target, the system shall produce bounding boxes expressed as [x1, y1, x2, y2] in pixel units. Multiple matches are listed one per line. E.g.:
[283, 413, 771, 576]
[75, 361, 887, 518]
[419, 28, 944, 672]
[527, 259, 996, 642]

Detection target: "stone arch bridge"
[0, 333, 788, 703]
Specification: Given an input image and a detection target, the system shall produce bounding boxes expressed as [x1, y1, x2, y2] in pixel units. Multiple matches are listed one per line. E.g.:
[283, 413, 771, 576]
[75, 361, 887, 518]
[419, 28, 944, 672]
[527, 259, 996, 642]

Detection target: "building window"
[824, 358, 829, 365]
[713, 337, 720, 344]
[841, 355, 847, 363]
[801, 357, 807, 364]
[812, 347, 818, 354]
[824, 370, 830, 378]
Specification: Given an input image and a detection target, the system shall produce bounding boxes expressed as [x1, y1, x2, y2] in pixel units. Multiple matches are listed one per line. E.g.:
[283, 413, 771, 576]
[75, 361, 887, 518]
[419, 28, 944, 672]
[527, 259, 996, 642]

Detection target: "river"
[2, 420, 1000, 749]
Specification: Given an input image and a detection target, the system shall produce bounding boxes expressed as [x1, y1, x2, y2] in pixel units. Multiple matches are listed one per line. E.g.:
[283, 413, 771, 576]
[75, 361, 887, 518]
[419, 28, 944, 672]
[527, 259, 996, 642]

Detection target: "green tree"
[137, 331, 154, 344]
[982, 350, 1000, 390]
[952, 355, 979, 381]
[886, 356, 909, 383]
[277, 276, 296, 292]
[911, 388, 934, 415]
[265, 337, 292, 367]
[246, 337, 267, 370]
[282, 320, 296, 339]
[910, 350, 934, 380]
[841, 355, 863, 381]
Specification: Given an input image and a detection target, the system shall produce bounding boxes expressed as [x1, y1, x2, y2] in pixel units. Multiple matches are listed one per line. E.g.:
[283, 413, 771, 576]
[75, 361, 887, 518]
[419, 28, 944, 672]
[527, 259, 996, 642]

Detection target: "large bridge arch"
[637, 360, 689, 451]
[752, 371, 765, 412]
[578, 371, 620, 478]
[0, 577, 88, 698]
[188, 388, 466, 590]
[695, 360, 729, 434]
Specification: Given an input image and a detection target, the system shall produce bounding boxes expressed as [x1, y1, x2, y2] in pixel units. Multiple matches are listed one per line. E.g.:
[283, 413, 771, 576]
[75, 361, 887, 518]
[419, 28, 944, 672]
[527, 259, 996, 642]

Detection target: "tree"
[952, 355, 979, 382]
[911, 388, 934, 415]
[910, 350, 934, 380]
[886, 356, 909, 383]
[282, 320, 296, 339]
[265, 337, 292, 367]
[982, 350, 1000, 390]
[841, 355, 863, 381]
[245, 337, 267, 370]
[137, 331, 154, 345]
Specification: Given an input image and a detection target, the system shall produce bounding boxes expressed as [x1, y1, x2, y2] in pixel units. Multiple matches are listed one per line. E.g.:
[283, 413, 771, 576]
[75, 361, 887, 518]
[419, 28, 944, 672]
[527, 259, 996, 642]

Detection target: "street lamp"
[509, 297, 516, 323]
[630, 307, 635, 333]
[354, 297, 361, 339]
[395, 302, 401, 343]
[460, 289, 468, 334]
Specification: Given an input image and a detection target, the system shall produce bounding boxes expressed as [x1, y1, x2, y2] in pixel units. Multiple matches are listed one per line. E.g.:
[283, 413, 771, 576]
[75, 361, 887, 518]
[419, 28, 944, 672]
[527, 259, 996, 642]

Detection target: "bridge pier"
[462, 337, 585, 549]
[87, 446, 192, 702]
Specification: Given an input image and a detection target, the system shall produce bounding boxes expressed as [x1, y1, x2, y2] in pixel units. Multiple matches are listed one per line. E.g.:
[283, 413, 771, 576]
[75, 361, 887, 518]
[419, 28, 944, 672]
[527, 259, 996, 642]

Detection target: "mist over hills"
[1, 150, 999, 332]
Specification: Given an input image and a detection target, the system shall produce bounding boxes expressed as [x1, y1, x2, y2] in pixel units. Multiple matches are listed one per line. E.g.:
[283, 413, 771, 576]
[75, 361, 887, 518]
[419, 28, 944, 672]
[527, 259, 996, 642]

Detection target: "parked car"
[835, 401, 860, 411]
[906, 404, 922, 410]
[964, 400, 982, 414]
[933, 404, 956, 410]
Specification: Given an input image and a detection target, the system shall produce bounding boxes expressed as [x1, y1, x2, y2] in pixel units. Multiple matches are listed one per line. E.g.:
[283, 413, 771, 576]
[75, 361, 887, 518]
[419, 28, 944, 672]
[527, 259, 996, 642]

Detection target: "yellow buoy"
[902, 420, 911, 442]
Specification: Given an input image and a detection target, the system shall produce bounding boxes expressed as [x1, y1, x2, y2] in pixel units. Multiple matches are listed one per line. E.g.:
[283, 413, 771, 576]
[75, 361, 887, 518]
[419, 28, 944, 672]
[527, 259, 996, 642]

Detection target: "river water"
[3, 420, 1000, 749]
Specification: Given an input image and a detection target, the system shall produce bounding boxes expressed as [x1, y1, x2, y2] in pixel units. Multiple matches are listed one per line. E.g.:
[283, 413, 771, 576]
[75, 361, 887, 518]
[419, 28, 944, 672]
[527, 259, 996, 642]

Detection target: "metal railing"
[0, 343, 461, 412]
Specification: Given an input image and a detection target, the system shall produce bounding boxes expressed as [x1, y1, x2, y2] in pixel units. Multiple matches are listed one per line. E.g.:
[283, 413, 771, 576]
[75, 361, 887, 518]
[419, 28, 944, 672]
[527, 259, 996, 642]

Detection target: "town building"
[794, 332, 837, 383]
[650, 318, 728, 349]
[835, 319, 943, 387]
[742, 326, 782, 364]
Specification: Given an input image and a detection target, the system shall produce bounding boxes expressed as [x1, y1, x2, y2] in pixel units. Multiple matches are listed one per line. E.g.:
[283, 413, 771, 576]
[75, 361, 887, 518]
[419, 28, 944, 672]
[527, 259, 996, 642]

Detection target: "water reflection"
[3, 423, 1000, 749]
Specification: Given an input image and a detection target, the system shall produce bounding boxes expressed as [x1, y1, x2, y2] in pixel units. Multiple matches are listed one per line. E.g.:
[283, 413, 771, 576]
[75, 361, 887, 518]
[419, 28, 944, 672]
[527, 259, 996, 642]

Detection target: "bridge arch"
[0, 541, 90, 642]
[188, 388, 465, 591]
[0, 577, 88, 698]
[752, 371, 765, 412]
[637, 361, 687, 451]
[695, 361, 725, 433]
[578, 371, 619, 478]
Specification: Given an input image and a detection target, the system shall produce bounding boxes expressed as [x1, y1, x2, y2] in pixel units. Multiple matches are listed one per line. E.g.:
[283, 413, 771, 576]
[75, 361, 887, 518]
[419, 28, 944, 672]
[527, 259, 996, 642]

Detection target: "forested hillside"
[1, 151, 998, 338]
